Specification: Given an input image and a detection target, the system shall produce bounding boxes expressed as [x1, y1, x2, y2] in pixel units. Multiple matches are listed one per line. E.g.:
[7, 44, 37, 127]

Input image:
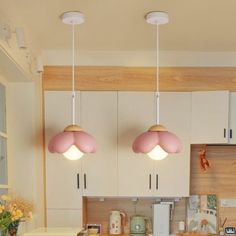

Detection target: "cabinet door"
[44, 91, 82, 209]
[154, 92, 191, 197]
[229, 92, 236, 144]
[81, 92, 118, 196]
[191, 91, 229, 144]
[47, 208, 82, 227]
[118, 92, 154, 197]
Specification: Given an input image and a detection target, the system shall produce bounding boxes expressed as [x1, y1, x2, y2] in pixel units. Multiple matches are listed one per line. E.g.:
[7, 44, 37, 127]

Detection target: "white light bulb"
[63, 145, 84, 160]
[147, 145, 168, 160]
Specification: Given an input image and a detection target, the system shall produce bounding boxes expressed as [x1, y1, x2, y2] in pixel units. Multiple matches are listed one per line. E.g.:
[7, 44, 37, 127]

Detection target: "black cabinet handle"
[77, 174, 80, 189]
[84, 174, 87, 189]
[156, 174, 158, 190]
[230, 129, 233, 139]
[224, 128, 226, 138]
[149, 174, 152, 190]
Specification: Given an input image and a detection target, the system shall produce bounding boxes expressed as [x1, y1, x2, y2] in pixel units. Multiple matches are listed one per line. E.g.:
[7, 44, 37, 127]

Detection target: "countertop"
[23, 227, 82, 236]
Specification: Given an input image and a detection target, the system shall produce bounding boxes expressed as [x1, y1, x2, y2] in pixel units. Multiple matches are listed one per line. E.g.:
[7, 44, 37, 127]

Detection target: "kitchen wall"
[0, 4, 45, 226]
[84, 197, 186, 234]
[7, 79, 44, 232]
[84, 144, 236, 234]
[0, 2, 40, 82]
[191, 145, 236, 229]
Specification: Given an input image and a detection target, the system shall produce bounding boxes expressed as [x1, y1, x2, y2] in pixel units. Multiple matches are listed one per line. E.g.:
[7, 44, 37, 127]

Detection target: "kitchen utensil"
[130, 215, 150, 235]
[109, 210, 126, 235]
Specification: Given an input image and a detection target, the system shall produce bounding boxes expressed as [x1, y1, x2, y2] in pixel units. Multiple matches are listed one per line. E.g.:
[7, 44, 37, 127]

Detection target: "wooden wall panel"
[85, 197, 186, 235]
[43, 66, 236, 91]
[191, 145, 236, 229]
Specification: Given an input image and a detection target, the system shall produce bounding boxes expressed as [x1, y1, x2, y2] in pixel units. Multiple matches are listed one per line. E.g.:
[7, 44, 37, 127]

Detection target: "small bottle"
[178, 221, 185, 234]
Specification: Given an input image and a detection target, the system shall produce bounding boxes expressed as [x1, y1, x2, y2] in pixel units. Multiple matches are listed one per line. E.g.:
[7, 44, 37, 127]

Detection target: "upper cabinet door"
[191, 91, 229, 144]
[229, 92, 236, 144]
[44, 91, 82, 209]
[118, 92, 155, 197]
[81, 92, 118, 196]
[155, 92, 191, 197]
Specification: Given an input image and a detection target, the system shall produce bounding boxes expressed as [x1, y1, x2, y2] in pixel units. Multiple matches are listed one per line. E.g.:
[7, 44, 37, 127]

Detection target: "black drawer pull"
[230, 129, 233, 139]
[149, 174, 151, 190]
[84, 174, 87, 189]
[156, 174, 158, 190]
[224, 128, 226, 138]
[77, 174, 80, 189]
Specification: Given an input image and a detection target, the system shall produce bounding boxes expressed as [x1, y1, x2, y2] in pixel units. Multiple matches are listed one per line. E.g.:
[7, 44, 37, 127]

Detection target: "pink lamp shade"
[48, 125, 97, 160]
[132, 124, 181, 160]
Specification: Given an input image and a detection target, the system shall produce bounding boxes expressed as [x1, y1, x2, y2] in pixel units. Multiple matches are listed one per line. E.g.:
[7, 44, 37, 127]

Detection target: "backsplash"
[83, 145, 236, 234]
[83, 197, 186, 234]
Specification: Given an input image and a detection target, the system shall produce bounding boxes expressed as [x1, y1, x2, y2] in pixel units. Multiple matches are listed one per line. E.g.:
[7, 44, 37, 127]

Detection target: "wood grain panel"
[43, 66, 236, 91]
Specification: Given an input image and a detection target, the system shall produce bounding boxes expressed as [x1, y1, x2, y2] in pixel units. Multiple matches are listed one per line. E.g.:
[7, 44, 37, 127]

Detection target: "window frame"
[0, 75, 8, 189]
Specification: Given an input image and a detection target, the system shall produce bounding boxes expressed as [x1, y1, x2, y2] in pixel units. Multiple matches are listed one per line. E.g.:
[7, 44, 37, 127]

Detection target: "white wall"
[0, 3, 39, 81]
[7, 80, 44, 234]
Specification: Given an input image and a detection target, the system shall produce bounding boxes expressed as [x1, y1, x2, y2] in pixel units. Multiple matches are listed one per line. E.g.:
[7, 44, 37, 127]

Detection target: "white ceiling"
[2, 0, 236, 52]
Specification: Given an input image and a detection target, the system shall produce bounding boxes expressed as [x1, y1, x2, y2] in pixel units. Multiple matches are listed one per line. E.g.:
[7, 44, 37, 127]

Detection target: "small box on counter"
[86, 224, 102, 236]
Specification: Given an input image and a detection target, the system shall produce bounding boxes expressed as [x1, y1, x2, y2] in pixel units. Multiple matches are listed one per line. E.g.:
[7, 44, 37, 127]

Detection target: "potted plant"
[0, 195, 33, 236]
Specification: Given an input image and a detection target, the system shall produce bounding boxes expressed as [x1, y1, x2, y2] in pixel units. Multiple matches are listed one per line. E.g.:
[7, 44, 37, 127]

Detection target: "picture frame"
[86, 224, 102, 235]
[186, 194, 218, 234]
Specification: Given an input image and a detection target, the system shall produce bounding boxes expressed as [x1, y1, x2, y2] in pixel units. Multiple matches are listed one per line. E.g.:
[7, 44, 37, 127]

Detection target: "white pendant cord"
[71, 23, 76, 125]
[156, 24, 160, 125]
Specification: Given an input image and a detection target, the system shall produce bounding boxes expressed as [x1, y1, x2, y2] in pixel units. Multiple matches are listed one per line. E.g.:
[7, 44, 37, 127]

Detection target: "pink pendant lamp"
[132, 12, 181, 160]
[48, 11, 97, 160]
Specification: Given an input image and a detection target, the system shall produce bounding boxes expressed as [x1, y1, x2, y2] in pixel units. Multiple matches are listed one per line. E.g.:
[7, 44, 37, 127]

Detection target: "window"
[0, 81, 8, 188]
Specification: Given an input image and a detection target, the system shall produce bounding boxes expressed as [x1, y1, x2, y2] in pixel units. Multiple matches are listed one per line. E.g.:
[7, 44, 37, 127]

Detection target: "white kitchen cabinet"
[47, 209, 82, 227]
[80, 92, 118, 196]
[45, 92, 118, 199]
[45, 91, 191, 206]
[44, 92, 83, 226]
[155, 92, 191, 197]
[229, 92, 236, 144]
[191, 91, 236, 144]
[118, 92, 155, 197]
[118, 92, 191, 197]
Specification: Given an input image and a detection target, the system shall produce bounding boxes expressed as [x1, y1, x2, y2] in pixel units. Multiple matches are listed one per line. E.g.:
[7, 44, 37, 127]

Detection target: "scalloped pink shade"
[48, 131, 97, 154]
[132, 131, 181, 154]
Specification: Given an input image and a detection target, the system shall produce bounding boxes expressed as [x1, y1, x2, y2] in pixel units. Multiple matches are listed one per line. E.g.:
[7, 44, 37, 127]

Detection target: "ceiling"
[1, 0, 236, 52]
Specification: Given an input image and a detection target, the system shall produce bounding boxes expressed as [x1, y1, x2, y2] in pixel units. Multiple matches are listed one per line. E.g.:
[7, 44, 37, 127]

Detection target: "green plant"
[0, 195, 33, 236]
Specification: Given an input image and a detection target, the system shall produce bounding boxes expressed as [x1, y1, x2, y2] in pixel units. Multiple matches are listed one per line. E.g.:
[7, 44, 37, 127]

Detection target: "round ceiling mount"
[146, 11, 169, 25]
[60, 11, 85, 25]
